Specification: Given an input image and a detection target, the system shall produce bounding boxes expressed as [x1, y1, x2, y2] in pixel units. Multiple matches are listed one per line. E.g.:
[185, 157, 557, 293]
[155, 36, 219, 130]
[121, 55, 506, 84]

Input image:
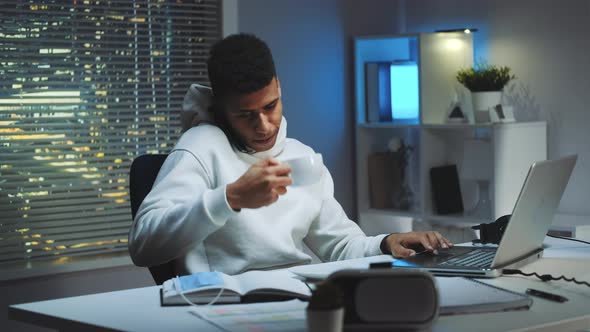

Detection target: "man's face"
[225, 78, 283, 152]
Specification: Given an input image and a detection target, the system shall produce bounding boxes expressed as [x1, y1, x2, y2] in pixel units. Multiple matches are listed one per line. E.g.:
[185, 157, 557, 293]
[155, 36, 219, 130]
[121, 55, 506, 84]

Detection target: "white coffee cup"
[283, 153, 323, 187]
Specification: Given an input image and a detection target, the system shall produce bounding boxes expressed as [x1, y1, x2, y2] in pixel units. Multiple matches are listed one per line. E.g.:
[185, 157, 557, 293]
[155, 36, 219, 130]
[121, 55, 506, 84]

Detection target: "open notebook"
[160, 270, 311, 306]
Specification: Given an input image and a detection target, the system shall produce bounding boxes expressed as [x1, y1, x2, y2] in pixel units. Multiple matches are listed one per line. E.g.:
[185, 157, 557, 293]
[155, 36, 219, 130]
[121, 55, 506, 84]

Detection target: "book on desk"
[160, 270, 311, 306]
[290, 260, 533, 316]
[437, 277, 532, 315]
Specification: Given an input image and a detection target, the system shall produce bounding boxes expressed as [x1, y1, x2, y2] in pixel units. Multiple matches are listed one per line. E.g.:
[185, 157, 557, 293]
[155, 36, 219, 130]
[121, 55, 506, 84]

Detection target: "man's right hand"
[226, 158, 292, 210]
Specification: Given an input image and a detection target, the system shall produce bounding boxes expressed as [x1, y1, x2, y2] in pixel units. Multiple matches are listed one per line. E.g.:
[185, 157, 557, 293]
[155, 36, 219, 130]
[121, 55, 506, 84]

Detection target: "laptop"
[392, 155, 577, 278]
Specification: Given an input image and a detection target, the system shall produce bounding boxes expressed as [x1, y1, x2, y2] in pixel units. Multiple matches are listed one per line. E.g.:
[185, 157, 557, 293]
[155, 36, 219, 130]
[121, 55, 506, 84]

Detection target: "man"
[128, 34, 452, 276]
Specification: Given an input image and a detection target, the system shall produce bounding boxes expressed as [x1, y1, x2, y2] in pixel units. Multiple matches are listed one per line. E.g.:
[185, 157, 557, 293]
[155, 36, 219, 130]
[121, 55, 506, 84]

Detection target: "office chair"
[129, 154, 177, 285]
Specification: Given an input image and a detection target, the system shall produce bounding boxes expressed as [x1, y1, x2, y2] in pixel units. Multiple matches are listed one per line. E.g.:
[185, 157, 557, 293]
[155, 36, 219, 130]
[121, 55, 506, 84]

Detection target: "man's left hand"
[385, 231, 453, 258]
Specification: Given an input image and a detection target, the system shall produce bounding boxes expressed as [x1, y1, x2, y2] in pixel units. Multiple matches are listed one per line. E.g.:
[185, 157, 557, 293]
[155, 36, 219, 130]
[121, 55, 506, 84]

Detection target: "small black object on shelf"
[447, 105, 467, 123]
[430, 165, 463, 215]
[435, 28, 479, 33]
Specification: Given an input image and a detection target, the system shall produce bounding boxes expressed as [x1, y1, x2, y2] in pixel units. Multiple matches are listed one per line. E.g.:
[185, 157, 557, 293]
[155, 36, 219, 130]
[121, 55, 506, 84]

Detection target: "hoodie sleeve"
[303, 167, 387, 262]
[128, 149, 238, 267]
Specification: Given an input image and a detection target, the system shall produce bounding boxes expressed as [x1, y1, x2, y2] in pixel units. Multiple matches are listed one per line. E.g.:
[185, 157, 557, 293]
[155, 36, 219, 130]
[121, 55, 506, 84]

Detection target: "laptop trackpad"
[393, 246, 478, 268]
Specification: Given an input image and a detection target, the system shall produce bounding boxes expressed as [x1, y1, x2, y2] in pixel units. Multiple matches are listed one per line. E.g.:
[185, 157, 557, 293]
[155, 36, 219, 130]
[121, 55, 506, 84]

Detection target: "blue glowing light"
[390, 62, 419, 120]
[392, 260, 418, 267]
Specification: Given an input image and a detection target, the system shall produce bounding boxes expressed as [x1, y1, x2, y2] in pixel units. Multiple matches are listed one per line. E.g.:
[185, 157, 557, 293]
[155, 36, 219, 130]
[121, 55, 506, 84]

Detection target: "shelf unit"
[354, 33, 547, 235]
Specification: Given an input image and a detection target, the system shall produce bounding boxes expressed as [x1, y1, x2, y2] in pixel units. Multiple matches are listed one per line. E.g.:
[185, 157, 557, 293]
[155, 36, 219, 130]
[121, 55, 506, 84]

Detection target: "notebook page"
[235, 270, 311, 297]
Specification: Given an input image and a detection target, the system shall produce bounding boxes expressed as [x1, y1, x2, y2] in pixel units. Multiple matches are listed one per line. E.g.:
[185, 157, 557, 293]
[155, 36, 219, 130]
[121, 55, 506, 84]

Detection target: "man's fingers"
[271, 175, 292, 188]
[446, 238, 454, 247]
[418, 235, 434, 251]
[432, 231, 446, 248]
[273, 186, 288, 196]
[433, 231, 451, 249]
[259, 158, 281, 167]
[391, 243, 416, 258]
[389, 232, 454, 256]
[426, 232, 442, 249]
[428, 231, 453, 248]
[267, 164, 292, 176]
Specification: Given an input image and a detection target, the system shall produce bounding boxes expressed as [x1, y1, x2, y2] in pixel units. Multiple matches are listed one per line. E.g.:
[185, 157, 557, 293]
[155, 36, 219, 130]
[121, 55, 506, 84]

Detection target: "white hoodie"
[129, 89, 386, 276]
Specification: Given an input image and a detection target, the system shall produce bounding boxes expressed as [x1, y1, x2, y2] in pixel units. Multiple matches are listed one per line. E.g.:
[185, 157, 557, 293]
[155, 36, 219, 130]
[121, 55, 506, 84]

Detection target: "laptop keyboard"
[440, 249, 495, 268]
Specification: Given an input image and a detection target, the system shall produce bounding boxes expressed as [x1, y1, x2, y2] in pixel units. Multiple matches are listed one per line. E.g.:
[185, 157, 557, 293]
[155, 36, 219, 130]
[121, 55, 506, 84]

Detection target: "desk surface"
[9, 237, 590, 332]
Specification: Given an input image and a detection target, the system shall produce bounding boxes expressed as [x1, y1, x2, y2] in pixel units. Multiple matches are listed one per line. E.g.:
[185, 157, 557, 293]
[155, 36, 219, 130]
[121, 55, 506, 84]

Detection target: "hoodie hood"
[182, 83, 214, 126]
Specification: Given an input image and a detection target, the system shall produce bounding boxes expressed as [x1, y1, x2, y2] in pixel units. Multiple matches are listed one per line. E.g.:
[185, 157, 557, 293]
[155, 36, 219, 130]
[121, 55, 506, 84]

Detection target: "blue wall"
[238, 0, 355, 216]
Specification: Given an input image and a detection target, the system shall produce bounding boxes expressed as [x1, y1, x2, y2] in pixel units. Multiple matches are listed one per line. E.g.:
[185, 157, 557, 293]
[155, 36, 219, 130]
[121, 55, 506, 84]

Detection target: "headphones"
[327, 269, 438, 330]
[472, 214, 511, 244]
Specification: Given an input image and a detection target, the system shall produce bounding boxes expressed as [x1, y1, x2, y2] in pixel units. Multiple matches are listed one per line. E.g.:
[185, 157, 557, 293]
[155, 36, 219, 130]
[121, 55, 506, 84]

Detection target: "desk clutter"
[169, 268, 532, 331]
[11, 239, 590, 331]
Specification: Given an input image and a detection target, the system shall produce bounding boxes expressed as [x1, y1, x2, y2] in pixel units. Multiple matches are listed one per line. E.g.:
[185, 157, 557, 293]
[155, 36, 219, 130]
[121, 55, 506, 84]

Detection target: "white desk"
[9, 237, 590, 332]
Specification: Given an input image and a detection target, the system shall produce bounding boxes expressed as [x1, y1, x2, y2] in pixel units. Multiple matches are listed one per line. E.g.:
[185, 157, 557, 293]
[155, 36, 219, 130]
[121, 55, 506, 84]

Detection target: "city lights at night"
[0, 0, 220, 263]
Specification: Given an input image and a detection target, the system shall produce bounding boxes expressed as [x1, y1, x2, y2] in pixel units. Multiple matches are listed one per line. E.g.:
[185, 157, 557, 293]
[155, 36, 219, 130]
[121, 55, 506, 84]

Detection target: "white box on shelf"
[549, 214, 590, 241]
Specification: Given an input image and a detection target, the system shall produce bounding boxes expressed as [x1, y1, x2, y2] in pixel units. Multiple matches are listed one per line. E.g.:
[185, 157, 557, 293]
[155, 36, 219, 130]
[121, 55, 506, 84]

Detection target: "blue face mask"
[175, 272, 224, 292]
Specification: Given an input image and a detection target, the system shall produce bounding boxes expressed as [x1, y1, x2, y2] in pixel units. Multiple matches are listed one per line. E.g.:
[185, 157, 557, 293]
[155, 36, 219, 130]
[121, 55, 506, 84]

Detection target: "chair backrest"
[129, 154, 176, 285]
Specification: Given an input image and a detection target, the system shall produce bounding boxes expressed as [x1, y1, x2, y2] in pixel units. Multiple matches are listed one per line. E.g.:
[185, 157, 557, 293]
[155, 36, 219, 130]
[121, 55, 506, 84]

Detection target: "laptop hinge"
[494, 248, 544, 270]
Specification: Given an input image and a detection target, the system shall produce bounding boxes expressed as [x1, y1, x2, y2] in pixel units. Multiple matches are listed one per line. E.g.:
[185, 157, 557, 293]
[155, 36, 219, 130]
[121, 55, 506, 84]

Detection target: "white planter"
[472, 91, 502, 123]
[307, 307, 344, 332]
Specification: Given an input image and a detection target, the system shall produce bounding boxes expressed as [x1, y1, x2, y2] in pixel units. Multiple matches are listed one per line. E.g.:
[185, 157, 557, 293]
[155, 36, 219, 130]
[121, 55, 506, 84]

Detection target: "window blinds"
[0, 0, 221, 264]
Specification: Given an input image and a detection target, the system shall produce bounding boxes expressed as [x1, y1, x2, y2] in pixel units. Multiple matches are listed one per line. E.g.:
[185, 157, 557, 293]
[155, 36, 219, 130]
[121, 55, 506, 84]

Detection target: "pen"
[525, 288, 568, 303]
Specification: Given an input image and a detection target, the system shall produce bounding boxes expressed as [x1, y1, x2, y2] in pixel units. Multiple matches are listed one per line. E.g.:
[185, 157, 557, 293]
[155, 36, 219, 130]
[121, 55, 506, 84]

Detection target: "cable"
[546, 233, 590, 245]
[303, 282, 314, 293]
[174, 275, 230, 332]
[503, 269, 590, 288]
[173, 275, 226, 307]
[501, 235, 590, 288]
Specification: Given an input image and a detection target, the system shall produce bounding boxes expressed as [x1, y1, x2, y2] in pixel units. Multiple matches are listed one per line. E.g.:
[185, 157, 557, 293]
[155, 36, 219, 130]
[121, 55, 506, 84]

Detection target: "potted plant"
[456, 64, 515, 123]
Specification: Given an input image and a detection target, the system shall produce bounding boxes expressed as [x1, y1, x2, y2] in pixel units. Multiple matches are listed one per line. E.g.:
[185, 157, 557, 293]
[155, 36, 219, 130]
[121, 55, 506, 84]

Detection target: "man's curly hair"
[207, 34, 277, 152]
